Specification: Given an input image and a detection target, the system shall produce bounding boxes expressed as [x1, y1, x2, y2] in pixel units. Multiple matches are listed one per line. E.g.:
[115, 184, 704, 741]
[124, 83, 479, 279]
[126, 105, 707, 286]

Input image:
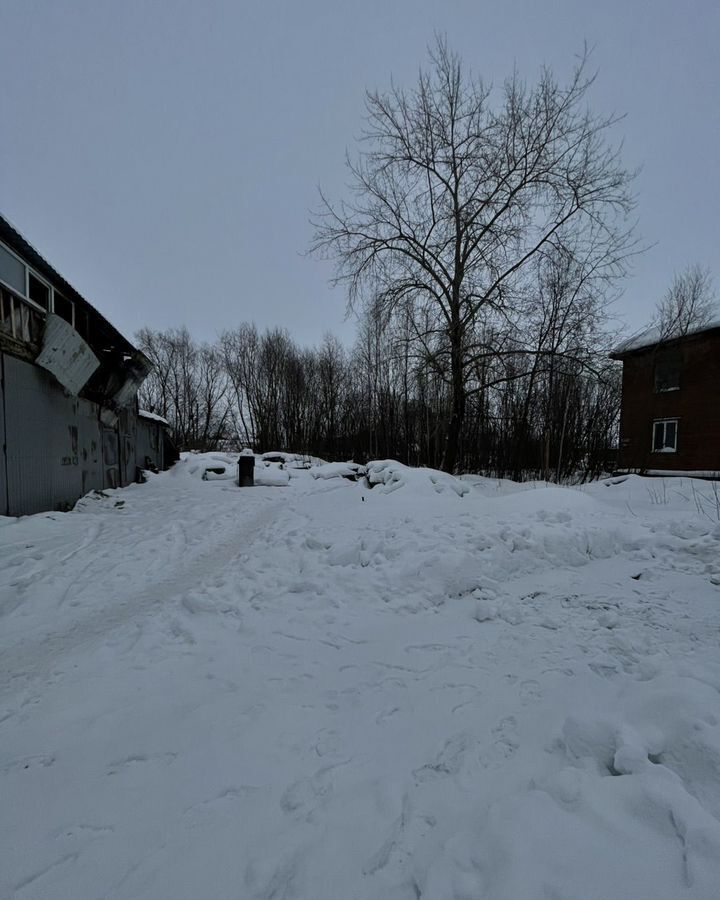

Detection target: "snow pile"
[175, 451, 238, 481]
[170, 451, 291, 486]
[366, 459, 470, 497]
[479, 670, 720, 898]
[310, 461, 366, 480]
[262, 451, 325, 468]
[254, 464, 290, 487]
[1, 467, 720, 899]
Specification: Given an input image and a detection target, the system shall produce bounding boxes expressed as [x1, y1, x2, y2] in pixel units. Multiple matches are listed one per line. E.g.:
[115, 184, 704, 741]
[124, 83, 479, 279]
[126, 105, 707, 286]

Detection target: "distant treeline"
[136, 314, 620, 482]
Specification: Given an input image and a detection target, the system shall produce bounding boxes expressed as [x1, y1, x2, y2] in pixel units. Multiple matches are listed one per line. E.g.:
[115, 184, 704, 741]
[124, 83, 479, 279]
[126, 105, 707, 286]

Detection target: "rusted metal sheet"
[35, 313, 100, 396]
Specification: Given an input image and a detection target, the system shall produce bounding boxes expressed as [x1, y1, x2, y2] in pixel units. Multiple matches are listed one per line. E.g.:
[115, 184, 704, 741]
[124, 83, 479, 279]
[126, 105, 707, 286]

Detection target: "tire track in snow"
[0, 497, 286, 700]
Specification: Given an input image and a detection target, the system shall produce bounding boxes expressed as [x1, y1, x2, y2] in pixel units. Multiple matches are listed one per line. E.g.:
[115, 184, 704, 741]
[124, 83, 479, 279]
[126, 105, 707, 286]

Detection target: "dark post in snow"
[238, 449, 255, 487]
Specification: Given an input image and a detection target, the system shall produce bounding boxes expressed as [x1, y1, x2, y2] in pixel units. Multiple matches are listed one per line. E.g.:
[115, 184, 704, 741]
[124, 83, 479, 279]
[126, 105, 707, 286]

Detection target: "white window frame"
[652, 418, 678, 453]
[0, 239, 29, 299]
[0, 239, 51, 316]
[1, 239, 79, 333]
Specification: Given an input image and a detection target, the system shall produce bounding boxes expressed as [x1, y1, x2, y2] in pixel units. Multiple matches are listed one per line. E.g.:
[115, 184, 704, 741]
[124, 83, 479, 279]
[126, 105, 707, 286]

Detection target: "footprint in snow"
[106, 752, 177, 776]
[519, 679, 542, 705]
[280, 765, 337, 819]
[413, 733, 471, 784]
[478, 716, 519, 767]
[363, 794, 436, 878]
[376, 706, 402, 724]
[313, 729, 341, 758]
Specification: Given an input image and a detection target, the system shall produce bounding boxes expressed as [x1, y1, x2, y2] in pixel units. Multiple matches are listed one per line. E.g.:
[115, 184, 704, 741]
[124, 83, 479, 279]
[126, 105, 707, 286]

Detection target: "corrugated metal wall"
[4, 353, 77, 514]
[135, 417, 163, 472]
[0, 354, 7, 516]
[0, 351, 167, 517]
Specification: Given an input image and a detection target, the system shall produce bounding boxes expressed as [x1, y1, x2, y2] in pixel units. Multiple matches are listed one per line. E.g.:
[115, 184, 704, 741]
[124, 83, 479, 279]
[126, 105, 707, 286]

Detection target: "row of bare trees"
[136, 314, 620, 480]
[136, 42, 715, 479]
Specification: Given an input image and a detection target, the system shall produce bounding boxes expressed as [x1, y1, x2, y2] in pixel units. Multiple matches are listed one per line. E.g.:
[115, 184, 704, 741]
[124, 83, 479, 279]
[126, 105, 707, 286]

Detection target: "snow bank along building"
[610, 321, 720, 476]
[0, 213, 174, 516]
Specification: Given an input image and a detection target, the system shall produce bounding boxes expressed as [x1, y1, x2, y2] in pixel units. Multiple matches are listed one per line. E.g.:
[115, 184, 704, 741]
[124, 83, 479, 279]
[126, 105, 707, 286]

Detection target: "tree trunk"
[442, 321, 465, 473]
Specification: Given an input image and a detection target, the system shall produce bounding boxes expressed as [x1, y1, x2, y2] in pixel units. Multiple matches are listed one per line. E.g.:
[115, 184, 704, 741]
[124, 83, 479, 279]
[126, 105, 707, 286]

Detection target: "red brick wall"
[617, 332, 720, 472]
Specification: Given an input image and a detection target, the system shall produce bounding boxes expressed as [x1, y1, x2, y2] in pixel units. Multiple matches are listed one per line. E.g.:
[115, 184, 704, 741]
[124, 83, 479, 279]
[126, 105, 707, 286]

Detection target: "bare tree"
[136, 327, 229, 450]
[654, 264, 716, 340]
[312, 39, 637, 471]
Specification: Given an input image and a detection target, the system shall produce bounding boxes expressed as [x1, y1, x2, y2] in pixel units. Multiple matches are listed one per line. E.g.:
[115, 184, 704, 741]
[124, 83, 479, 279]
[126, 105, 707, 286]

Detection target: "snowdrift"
[310, 459, 471, 497]
[172, 452, 290, 485]
[310, 461, 366, 481]
[366, 459, 470, 496]
[5, 457, 719, 899]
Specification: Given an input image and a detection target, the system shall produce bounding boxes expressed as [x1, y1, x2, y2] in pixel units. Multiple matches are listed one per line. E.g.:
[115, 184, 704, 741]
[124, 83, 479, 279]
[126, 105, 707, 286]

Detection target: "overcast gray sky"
[1, 0, 718, 347]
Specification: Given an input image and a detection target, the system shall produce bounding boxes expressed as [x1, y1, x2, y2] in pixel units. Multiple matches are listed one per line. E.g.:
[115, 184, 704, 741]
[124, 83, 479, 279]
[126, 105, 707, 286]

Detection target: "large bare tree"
[654, 264, 716, 340]
[312, 39, 637, 471]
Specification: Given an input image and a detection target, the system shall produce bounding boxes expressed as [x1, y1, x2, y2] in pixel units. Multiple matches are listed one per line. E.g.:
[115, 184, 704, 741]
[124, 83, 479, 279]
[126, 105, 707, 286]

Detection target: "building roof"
[139, 409, 170, 426]
[610, 318, 720, 358]
[0, 211, 138, 357]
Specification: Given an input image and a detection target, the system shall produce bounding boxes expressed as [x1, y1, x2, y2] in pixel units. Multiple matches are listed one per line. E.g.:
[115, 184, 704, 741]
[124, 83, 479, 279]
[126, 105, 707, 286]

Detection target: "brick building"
[610, 322, 720, 476]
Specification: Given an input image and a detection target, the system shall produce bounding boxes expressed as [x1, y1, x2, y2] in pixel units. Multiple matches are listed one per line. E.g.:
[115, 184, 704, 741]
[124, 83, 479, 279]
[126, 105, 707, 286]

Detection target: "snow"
[138, 409, 169, 426]
[366, 459, 471, 496]
[254, 465, 290, 487]
[619, 468, 720, 478]
[310, 461, 366, 480]
[612, 317, 720, 354]
[2, 467, 720, 898]
[177, 452, 291, 485]
[263, 451, 325, 468]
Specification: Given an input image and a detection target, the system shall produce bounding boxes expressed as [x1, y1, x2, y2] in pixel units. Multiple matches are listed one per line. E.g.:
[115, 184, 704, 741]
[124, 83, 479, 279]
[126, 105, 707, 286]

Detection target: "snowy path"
[2, 465, 720, 899]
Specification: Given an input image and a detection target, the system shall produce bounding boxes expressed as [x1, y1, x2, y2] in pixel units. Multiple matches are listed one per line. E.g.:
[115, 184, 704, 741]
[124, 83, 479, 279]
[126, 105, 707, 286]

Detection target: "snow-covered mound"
[255, 465, 290, 487]
[176, 452, 238, 481]
[170, 451, 292, 486]
[262, 451, 325, 468]
[310, 461, 367, 480]
[366, 459, 470, 497]
[2, 467, 720, 899]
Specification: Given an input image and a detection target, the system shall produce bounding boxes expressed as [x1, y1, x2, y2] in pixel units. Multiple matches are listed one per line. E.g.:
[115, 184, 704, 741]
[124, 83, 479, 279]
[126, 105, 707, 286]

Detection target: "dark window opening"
[54, 292, 74, 325]
[0, 287, 12, 335]
[653, 419, 678, 453]
[75, 307, 90, 342]
[654, 351, 680, 392]
[28, 273, 50, 309]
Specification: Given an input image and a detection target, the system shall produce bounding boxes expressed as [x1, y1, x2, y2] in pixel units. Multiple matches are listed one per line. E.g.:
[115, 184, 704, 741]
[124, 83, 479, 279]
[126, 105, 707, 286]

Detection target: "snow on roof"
[138, 409, 169, 425]
[611, 317, 720, 356]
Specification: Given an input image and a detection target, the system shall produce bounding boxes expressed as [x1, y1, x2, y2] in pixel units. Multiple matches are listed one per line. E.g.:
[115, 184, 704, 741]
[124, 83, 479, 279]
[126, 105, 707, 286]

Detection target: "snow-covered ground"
[2, 459, 720, 899]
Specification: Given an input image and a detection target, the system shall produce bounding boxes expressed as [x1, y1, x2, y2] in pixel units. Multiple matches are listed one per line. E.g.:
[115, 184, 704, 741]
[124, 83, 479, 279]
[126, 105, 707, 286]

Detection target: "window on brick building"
[652, 419, 678, 453]
[654, 351, 680, 392]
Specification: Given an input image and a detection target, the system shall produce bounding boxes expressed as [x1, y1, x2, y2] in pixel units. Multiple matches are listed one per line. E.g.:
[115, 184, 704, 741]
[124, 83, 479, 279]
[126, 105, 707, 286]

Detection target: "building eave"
[610, 321, 720, 360]
[0, 211, 139, 359]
